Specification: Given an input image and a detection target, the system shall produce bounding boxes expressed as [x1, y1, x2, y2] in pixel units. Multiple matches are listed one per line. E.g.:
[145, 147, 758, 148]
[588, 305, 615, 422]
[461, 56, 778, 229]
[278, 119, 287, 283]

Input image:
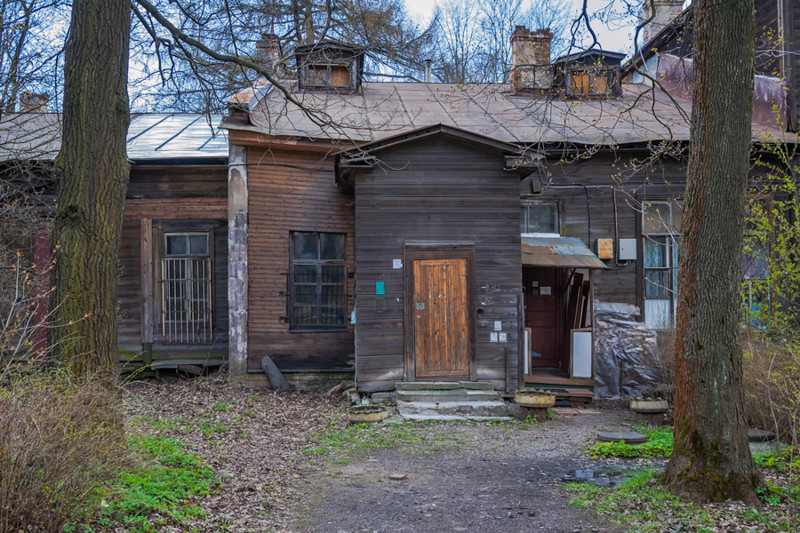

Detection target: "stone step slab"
[395, 389, 501, 403]
[395, 381, 495, 391]
[397, 400, 509, 418]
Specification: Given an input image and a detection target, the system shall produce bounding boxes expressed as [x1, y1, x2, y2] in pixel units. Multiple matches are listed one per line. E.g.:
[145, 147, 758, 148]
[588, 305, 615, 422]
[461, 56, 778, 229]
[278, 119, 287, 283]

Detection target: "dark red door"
[524, 267, 562, 368]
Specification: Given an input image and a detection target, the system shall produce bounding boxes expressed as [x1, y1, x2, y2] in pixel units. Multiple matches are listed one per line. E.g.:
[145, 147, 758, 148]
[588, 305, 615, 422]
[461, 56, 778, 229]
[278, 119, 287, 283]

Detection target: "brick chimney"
[511, 26, 554, 92]
[638, 0, 683, 45]
[19, 92, 49, 113]
[255, 33, 282, 77]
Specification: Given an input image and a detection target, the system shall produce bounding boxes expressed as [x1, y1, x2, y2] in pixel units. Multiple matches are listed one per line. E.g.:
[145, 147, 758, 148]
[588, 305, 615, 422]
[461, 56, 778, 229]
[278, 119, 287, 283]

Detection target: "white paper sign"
[540, 286, 551, 295]
[499, 332, 508, 343]
[392, 259, 403, 269]
[494, 320, 502, 331]
[490, 332, 498, 343]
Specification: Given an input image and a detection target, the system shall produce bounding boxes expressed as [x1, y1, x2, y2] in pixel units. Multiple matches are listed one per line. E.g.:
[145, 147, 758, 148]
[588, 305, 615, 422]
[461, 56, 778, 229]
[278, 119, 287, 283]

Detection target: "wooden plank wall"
[534, 152, 687, 313]
[246, 148, 355, 372]
[353, 136, 522, 393]
[118, 164, 229, 359]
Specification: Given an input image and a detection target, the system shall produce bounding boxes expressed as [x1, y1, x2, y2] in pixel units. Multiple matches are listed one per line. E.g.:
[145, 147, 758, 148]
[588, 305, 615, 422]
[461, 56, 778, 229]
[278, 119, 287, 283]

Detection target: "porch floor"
[524, 368, 593, 404]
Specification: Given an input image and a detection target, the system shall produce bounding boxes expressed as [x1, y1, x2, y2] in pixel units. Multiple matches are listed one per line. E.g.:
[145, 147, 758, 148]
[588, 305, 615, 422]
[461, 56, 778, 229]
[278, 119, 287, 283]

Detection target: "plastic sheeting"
[594, 302, 662, 399]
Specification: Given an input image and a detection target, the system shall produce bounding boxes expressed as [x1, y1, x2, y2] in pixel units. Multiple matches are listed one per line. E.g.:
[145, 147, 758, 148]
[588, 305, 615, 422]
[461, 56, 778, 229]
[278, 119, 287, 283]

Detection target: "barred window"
[289, 232, 346, 329]
[161, 232, 212, 344]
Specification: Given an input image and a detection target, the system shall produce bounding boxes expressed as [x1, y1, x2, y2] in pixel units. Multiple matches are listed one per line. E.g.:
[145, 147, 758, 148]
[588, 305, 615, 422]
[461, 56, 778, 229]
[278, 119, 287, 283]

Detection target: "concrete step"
[396, 389, 501, 403]
[395, 381, 495, 391]
[397, 400, 510, 419]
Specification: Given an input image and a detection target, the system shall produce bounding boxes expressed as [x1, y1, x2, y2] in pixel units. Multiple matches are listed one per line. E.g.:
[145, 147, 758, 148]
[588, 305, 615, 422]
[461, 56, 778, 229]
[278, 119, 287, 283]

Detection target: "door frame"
[403, 243, 476, 382]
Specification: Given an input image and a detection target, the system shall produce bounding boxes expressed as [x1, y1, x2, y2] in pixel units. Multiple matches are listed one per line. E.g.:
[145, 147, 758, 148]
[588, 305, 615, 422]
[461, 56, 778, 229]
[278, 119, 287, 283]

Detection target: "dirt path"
[286, 409, 642, 533]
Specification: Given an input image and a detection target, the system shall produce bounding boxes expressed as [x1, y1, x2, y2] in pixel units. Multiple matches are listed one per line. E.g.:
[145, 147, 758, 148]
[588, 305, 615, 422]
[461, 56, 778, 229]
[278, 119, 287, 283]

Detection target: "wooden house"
[221, 3, 799, 398]
[0, 112, 230, 373]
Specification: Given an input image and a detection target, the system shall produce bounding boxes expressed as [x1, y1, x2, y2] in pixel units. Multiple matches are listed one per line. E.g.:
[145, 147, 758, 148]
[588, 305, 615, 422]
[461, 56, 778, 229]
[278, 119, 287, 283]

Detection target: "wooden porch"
[523, 368, 594, 404]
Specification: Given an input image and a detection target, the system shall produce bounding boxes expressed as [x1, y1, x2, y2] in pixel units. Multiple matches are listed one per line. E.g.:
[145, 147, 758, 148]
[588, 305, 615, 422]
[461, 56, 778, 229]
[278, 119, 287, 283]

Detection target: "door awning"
[521, 236, 607, 269]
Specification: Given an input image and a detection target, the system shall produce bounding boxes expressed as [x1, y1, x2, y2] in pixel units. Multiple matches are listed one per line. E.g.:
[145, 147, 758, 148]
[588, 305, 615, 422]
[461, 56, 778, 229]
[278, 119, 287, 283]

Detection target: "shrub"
[0, 371, 128, 532]
[742, 336, 800, 450]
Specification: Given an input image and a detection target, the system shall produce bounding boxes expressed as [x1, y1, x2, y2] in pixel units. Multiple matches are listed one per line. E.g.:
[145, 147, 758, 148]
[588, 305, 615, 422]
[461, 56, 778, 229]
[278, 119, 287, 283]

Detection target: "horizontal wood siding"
[117, 164, 229, 362]
[118, 219, 141, 351]
[127, 166, 227, 199]
[535, 154, 687, 314]
[247, 148, 355, 372]
[354, 136, 522, 393]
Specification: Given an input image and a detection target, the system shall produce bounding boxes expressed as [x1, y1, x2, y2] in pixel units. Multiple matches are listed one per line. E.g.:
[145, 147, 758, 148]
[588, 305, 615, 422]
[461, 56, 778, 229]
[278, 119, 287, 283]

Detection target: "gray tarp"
[593, 302, 661, 399]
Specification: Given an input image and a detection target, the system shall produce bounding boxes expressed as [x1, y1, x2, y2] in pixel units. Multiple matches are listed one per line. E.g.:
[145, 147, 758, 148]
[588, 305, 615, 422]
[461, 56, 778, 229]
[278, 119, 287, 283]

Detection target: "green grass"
[67, 435, 218, 533]
[565, 469, 716, 532]
[304, 421, 425, 456]
[588, 424, 673, 459]
[566, 468, 800, 532]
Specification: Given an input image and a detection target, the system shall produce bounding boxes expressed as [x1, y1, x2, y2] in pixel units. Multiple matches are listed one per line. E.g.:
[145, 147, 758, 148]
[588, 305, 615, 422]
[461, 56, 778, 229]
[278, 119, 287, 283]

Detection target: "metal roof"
[521, 236, 607, 269]
[226, 79, 796, 146]
[0, 113, 227, 162]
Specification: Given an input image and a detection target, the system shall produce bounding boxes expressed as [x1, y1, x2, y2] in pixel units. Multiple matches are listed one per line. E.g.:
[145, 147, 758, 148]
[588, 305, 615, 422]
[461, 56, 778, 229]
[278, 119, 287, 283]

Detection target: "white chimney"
[638, 0, 683, 46]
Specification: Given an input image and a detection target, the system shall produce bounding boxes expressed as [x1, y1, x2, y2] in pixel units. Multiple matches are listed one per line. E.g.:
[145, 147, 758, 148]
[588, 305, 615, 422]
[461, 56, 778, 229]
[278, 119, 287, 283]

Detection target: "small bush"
[742, 336, 800, 449]
[0, 371, 128, 532]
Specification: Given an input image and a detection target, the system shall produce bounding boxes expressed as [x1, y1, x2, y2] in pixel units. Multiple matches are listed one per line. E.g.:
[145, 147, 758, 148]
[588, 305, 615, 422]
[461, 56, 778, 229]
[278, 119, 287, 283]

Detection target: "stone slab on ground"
[596, 430, 647, 444]
[552, 407, 602, 415]
[748, 428, 776, 442]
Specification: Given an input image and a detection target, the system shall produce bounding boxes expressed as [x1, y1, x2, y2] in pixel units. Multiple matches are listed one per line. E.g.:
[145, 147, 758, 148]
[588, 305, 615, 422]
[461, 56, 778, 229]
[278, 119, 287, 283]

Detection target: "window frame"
[159, 230, 214, 345]
[641, 200, 682, 329]
[520, 200, 560, 237]
[288, 231, 347, 331]
[565, 66, 621, 97]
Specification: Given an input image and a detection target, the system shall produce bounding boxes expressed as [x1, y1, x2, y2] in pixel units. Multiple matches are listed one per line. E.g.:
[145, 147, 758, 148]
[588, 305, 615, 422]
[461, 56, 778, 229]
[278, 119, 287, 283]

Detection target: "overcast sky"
[403, 0, 641, 54]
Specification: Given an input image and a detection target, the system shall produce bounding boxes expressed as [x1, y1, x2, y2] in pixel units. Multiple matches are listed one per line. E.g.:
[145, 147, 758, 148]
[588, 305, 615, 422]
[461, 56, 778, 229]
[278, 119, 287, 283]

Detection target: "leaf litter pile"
[123, 372, 346, 532]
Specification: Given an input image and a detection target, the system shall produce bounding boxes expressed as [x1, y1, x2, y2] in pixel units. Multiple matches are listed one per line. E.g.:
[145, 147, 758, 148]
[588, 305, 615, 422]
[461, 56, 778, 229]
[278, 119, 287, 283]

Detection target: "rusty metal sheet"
[521, 236, 607, 269]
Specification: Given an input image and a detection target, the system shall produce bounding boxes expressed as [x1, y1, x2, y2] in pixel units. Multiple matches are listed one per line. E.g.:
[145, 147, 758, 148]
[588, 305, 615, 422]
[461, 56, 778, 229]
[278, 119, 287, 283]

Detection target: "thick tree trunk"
[50, 0, 130, 383]
[662, 0, 760, 502]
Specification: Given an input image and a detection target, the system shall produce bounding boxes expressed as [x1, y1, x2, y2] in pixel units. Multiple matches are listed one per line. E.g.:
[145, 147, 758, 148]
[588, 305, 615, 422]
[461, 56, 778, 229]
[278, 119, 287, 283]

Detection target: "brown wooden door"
[524, 267, 562, 368]
[412, 258, 470, 379]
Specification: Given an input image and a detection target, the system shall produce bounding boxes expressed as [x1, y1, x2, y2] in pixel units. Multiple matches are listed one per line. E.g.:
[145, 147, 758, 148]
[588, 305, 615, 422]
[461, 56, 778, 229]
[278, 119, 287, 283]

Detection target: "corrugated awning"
[521, 236, 607, 269]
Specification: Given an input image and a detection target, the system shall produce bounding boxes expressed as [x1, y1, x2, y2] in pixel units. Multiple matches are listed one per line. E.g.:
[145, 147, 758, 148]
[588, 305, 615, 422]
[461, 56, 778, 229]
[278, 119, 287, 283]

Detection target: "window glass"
[166, 235, 187, 256]
[642, 202, 681, 329]
[290, 232, 346, 328]
[320, 233, 345, 260]
[188, 235, 208, 256]
[644, 237, 668, 268]
[293, 232, 318, 259]
[521, 203, 558, 234]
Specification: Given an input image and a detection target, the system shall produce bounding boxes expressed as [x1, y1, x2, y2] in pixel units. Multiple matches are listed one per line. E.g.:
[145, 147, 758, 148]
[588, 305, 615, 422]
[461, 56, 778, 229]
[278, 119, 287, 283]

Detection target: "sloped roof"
[521, 236, 607, 269]
[0, 113, 228, 162]
[225, 79, 794, 147]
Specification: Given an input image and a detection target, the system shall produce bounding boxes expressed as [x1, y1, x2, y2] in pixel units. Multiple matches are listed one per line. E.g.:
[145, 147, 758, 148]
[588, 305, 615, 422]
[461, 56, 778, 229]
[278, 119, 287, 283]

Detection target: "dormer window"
[296, 42, 364, 91]
[566, 66, 621, 97]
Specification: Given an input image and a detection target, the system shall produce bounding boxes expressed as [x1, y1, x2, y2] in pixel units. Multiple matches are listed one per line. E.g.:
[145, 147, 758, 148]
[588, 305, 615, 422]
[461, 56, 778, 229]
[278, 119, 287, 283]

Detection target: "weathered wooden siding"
[535, 153, 687, 314]
[118, 218, 142, 351]
[118, 165, 229, 362]
[353, 136, 522, 393]
[246, 148, 355, 372]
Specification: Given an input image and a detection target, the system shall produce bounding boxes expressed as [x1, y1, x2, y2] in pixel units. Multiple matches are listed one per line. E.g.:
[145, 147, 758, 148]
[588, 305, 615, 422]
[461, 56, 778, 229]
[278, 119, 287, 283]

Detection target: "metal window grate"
[161, 257, 212, 344]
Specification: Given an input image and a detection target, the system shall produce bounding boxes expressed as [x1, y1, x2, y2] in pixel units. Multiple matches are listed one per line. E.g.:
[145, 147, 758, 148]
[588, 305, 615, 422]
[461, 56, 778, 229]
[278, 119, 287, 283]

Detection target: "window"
[642, 201, 682, 329]
[304, 64, 352, 89]
[521, 202, 559, 235]
[290, 232, 346, 329]
[567, 67, 620, 97]
[161, 232, 212, 344]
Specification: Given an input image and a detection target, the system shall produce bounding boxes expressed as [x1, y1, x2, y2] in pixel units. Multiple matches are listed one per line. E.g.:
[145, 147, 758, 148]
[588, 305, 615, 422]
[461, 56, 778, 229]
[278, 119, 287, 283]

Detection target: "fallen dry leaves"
[122, 371, 347, 532]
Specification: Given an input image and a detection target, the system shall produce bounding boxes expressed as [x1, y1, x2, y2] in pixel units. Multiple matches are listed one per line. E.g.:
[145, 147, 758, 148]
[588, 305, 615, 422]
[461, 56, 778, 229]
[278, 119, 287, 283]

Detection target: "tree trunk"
[662, 0, 761, 502]
[50, 0, 130, 384]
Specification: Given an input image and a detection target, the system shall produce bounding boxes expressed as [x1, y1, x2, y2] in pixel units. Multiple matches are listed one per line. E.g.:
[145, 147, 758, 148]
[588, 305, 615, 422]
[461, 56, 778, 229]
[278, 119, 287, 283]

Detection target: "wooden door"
[524, 267, 562, 368]
[412, 258, 470, 379]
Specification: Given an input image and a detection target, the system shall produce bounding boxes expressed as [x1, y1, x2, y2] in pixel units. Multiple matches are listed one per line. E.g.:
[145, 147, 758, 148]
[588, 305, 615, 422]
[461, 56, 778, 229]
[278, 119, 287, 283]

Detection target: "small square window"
[521, 203, 559, 235]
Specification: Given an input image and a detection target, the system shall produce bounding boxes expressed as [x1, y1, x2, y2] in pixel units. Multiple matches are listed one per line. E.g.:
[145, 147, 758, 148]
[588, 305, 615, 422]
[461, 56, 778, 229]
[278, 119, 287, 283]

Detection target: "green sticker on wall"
[376, 281, 385, 295]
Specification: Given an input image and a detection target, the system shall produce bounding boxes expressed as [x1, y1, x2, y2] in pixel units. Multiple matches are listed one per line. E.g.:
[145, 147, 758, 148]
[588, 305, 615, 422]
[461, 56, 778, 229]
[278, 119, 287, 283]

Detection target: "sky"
[402, 0, 642, 55]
